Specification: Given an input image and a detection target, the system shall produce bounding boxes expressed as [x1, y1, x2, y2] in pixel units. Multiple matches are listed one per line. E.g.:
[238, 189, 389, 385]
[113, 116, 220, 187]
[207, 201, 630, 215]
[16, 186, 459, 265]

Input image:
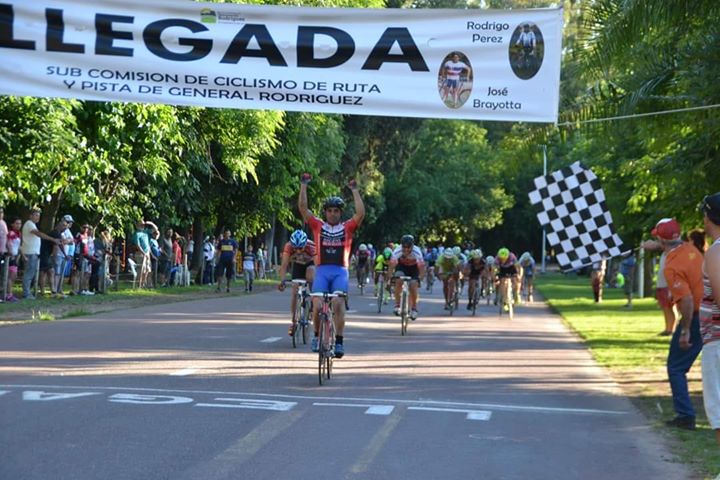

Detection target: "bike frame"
[291, 279, 310, 348]
[398, 276, 412, 335]
[310, 291, 345, 385]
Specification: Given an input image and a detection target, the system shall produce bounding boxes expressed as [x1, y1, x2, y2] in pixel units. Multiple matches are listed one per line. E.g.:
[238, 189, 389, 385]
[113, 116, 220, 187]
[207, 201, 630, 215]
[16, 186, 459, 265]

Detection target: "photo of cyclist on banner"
[437, 51, 473, 109]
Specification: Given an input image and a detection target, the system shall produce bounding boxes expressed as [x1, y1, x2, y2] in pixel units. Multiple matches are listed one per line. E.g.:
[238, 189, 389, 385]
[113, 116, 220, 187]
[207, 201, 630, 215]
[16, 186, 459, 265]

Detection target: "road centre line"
[408, 406, 492, 421]
[176, 408, 305, 480]
[313, 402, 394, 415]
[0, 384, 629, 416]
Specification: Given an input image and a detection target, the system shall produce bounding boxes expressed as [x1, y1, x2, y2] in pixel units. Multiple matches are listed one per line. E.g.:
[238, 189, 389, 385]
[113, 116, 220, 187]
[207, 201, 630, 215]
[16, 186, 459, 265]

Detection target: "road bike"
[482, 273, 494, 305]
[356, 264, 368, 296]
[425, 266, 435, 294]
[310, 291, 346, 385]
[521, 274, 534, 303]
[444, 274, 459, 316]
[396, 275, 413, 335]
[290, 279, 310, 348]
[497, 275, 514, 320]
[376, 272, 387, 313]
[469, 279, 481, 316]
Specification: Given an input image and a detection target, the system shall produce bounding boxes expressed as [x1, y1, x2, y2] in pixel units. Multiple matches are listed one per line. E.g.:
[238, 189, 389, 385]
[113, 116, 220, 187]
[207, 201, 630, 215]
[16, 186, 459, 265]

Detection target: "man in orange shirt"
[657, 218, 704, 430]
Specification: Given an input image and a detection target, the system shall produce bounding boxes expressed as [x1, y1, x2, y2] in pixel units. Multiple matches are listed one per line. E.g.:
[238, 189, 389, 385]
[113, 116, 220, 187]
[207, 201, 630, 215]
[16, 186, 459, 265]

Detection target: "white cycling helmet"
[359, 243, 368, 251]
[443, 249, 455, 258]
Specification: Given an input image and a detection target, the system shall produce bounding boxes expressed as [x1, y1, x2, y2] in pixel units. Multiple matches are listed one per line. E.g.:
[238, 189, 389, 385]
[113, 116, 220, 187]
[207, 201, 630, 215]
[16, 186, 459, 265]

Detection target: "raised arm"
[298, 174, 312, 224]
[349, 180, 365, 226]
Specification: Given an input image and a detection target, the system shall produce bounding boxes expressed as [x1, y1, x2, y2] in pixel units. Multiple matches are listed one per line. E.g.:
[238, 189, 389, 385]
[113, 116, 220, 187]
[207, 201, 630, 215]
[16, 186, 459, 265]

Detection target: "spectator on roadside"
[149, 230, 160, 288]
[21, 209, 60, 300]
[93, 229, 112, 293]
[687, 228, 707, 254]
[0, 207, 6, 302]
[654, 218, 704, 431]
[256, 244, 265, 279]
[241, 243, 258, 292]
[620, 251, 637, 308]
[202, 236, 215, 285]
[6, 217, 21, 302]
[73, 224, 93, 296]
[590, 256, 607, 303]
[170, 233, 182, 286]
[643, 238, 676, 337]
[699, 192, 720, 446]
[46, 219, 68, 298]
[215, 229, 237, 292]
[55, 215, 75, 295]
[132, 220, 158, 289]
[159, 228, 173, 287]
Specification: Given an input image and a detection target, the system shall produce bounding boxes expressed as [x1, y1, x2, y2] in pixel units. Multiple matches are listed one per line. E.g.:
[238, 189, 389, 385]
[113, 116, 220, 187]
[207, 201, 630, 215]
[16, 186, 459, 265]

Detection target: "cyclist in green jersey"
[437, 249, 461, 309]
[373, 247, 392, 294]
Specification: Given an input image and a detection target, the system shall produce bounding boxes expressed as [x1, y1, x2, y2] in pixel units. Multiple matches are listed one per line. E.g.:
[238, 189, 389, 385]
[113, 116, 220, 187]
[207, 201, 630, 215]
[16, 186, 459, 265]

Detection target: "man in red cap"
[655, 217, 704, 430]
[699, 192, 720, 445]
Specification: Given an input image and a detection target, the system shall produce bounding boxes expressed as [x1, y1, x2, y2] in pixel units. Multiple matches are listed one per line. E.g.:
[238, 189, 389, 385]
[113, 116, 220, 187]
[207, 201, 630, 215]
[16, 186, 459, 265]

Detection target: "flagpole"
[541, 145, 547, 274]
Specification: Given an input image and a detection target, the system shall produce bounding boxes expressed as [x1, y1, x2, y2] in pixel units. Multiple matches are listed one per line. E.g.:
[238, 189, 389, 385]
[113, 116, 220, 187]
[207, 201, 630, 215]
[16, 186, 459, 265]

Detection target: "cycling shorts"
[445, 79, 459, 88]
[395, 264, 420, 280]
[313, 264, 348, 293]
[468, 267, 483, 280]
[291, 261, 314, 280]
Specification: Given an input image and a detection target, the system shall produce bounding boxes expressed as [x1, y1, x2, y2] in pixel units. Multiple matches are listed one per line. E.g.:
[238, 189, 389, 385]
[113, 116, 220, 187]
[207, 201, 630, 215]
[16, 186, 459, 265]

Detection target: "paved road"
[0, 282, 691, 480]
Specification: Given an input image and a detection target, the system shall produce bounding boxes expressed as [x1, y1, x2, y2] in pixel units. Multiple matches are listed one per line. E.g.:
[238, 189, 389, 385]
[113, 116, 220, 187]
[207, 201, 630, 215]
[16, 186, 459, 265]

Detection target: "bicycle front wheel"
[377, 280, 384, 313]
[400, 290, 408, 335]
[318, 313, 328, 385]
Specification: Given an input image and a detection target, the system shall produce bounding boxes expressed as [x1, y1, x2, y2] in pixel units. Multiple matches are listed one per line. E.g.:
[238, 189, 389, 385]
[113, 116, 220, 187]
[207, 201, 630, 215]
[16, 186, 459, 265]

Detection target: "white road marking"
[169, 368, 199, 376]
[195, 398, 296, 411]
[408, 406, 492, 421]
[313, 402, 395, 415]
[260, 337, 282, 343]
[109, 393, 194, 405]
[346, 310, 357, 313]
[22, 391, 100, 401]
[0, 384, 629, 416]
[0, 391, 9, 396]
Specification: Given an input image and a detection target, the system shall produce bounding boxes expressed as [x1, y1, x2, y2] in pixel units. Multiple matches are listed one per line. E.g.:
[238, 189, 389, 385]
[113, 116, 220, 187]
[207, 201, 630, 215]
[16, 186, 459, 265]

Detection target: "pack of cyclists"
[276, 174, 542, 361]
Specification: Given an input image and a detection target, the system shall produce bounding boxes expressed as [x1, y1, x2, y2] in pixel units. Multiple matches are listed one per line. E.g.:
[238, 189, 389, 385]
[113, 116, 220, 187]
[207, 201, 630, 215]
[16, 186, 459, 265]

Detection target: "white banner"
[0, 1, 563, 122]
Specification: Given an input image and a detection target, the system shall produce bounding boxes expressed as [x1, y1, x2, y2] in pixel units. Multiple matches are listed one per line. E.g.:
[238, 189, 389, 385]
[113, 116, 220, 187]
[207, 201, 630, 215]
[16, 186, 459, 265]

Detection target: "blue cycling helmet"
[290, 229, 308, 248]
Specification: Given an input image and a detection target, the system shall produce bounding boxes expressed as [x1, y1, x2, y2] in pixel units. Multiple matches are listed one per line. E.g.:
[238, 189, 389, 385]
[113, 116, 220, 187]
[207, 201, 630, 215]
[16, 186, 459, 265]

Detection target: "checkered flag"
[528, 161, 627, 271]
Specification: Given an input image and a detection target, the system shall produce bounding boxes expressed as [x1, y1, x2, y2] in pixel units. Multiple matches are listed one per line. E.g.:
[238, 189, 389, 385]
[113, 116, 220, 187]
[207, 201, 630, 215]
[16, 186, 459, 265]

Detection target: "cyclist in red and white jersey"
[388, 235, 426, 320]
[298, 174, 365, 358]
[277, 229, 316, 335]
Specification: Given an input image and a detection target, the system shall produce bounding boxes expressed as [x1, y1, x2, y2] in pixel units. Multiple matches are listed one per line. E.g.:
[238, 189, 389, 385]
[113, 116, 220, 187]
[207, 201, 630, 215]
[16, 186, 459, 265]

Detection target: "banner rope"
[557, 103, 720, 127]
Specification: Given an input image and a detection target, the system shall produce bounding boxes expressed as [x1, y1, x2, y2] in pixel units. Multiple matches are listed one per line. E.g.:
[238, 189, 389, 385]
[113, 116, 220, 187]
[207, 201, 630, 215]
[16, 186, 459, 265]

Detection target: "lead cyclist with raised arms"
[298, 174, 364, 359]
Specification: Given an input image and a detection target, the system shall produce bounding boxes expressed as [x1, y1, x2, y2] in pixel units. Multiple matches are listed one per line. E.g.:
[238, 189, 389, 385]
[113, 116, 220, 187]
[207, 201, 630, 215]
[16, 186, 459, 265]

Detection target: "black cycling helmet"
[323, 196, 345, 210]
[401, 234, 415, 247]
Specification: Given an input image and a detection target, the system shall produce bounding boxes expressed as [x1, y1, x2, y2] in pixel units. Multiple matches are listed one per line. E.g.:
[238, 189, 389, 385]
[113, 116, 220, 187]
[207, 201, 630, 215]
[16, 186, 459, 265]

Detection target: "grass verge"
[1, 279, 278, 323]
[536, 273, 719, 479]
